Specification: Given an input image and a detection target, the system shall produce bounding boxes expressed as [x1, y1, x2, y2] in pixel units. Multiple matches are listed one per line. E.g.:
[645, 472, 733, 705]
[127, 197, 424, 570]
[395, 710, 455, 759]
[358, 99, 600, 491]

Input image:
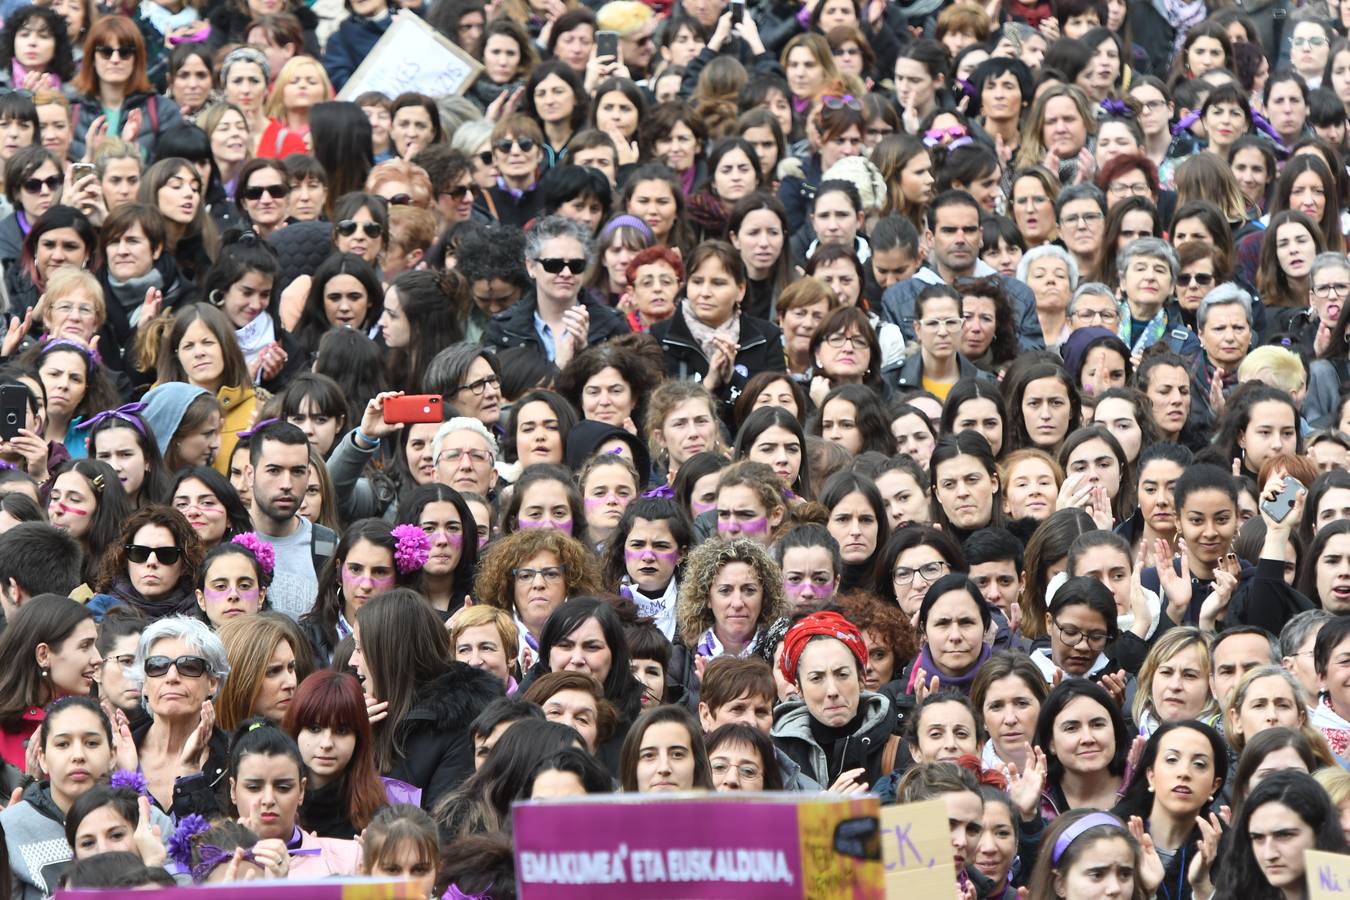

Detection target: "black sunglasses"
[125, 544, 182, 565]
[494, 138, 536, 155]
[94, 44, 131, 59]
[22, 174, 61, 194]
[386, 193, 413, 206]
[143, 655, 209, 678]
[536, 257, 587, 274]
[337, 219, 383, 238]
[478, 150, 493, 166]
[242, 183, 290, 201]
[442, 185, 472, 201]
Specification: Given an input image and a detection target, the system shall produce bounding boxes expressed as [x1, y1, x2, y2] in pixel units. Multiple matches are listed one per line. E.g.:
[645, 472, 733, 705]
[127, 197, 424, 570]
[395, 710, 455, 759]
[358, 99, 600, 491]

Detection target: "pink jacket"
[286, 829, 360, 879]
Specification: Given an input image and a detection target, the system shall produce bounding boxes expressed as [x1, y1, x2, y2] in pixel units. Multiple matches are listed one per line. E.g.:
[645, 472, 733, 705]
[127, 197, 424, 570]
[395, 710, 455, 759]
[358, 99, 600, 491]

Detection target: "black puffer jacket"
[650, 305, 785, 425]
[386, 664, 503, 811]
[269, 220, 335, 283]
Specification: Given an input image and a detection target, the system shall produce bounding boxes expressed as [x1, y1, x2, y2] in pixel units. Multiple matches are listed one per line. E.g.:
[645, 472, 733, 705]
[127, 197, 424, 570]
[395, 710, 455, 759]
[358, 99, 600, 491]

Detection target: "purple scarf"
[907, 642, 993, 695]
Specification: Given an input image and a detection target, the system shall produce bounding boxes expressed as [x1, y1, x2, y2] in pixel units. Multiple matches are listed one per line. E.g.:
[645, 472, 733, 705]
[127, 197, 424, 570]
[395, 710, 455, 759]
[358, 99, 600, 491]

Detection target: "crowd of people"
[0, 0, 1341, 894]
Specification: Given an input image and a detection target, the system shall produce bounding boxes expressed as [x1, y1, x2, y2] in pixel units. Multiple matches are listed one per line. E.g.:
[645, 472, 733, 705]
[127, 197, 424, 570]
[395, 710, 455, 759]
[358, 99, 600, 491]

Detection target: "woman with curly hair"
[954, 275, 1019, 375]
[554, 343, 662, 433]
[89, 506, 206, 621]
[833, 590, 919, 692]
[677, 536, 791, 662]
[472, 529, 601, 652]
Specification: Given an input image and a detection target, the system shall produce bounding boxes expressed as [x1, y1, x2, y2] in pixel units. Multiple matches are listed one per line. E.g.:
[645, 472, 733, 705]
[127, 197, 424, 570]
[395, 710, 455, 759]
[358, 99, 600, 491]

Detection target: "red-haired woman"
[68, 16, 183, 160]
[282, 670, 390, 839]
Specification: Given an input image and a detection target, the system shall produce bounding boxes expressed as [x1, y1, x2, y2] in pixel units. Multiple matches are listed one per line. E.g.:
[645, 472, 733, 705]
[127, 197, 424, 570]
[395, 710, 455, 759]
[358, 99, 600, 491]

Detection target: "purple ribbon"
[238, 417, 278, 439]
[1250, 110, 1289, 153]
[1051, 812, 1124, 865]
[1101, 97, 1132, 118]
[72, 401, 146, 434]
[41, 336, 102, 367]
[1169, 109, 1201, 137]
[445, 885, 494, 900]
[190, 845, 257, 883]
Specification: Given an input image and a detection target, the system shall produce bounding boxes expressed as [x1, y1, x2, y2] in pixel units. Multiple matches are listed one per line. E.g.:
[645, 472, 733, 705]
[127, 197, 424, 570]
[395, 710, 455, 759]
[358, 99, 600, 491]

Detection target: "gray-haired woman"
[1016, 244, 1078, 351]
[1115, 237, 1201, 358]
[128, 615, 230, 816]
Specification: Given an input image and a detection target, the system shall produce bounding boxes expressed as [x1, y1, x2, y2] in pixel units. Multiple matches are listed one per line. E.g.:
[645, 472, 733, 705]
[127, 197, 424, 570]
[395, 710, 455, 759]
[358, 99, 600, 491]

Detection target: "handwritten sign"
[880, 799, 958, 899]
[1308, 849, 1350, 898]
[512, 791, 884, 899]
[336, 12, 483, 102]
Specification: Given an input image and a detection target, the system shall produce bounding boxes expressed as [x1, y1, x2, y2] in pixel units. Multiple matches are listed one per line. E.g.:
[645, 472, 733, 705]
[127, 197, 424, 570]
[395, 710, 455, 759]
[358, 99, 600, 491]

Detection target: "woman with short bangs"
[778, 96, 862, 234]
[282, 670, 387, 839]
[68, 17, 183, 160]
[555, 343, 661, 434]
[477, 113, 545, 228]
[447, 604, 518, 692]
[809, 305, 887, 398]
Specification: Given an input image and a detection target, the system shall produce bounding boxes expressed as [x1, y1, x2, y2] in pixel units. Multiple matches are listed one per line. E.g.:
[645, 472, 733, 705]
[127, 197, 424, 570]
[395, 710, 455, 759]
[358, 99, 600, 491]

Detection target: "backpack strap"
[310, 523, 337, 573]
[880, 733, 902, 777]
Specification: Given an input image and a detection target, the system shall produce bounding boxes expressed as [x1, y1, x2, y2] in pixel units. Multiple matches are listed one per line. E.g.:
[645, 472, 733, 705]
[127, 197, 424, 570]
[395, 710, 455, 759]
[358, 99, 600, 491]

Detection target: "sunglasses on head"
[821, 94, 862, 111]
[125, 544, 182, 565]
[494, 137, 536, 154]
[386, 193, 413, 206]
[536, 257, 587, 274]
[22, 174, 60, 194]
[337, 219, 383, 238]
[242, 183, 290, 201]
[94, 44, 131, 59]
[143, 655, 209, 678]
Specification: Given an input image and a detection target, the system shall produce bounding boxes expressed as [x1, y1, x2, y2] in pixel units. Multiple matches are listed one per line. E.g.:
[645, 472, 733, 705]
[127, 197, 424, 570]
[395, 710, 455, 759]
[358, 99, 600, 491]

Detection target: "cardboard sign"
[880, 799, 958, 899]
[58, 879, 422, 900]
[1307, 848, 1350, 898]
[336, 12, 483, 101]
[512, 791, 884, 899]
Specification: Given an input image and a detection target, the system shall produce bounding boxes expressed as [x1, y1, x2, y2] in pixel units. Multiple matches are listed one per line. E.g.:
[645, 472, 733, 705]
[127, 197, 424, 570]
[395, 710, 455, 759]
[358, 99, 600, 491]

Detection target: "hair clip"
[391, 524, 431, 574]
[90, 473, 105, 493]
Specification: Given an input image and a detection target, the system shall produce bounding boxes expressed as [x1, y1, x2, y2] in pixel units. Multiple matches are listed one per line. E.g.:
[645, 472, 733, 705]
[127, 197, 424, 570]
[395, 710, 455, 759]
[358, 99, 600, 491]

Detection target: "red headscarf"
[779, 611, 868, 684]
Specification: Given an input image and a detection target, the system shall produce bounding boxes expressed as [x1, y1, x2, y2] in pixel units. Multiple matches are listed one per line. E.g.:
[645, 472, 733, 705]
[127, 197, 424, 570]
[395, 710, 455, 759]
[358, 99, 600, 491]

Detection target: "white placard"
[337, 11, 483, 101]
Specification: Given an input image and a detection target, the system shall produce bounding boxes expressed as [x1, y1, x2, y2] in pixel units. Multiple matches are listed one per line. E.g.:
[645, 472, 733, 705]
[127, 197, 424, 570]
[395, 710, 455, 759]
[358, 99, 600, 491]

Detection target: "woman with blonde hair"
[214, 614, 303, 732]
[1224, 665, 1334, 762]
[1174, 153, 1250, 230]
[34, 267, 105, 348]
[779, 34, 841, 109]
[1132, 626, 1221, 736]
[644, 380, 724, 482]
[693, 56, 748, 141]
[677, 535, 791, 660]
[1014, 84, 1097, 186]
[259, 56, 332, 160]
[775, 275, 838, 375]
[448, 604, 520, 692]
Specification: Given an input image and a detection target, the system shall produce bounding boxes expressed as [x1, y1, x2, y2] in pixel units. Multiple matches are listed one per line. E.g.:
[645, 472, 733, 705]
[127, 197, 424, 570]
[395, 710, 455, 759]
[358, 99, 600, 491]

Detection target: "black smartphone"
[0, 385, 26, 442]
[1262, 474, 1304, 524]
[729, 0, 744, 23]
[596, 30, 619, 60]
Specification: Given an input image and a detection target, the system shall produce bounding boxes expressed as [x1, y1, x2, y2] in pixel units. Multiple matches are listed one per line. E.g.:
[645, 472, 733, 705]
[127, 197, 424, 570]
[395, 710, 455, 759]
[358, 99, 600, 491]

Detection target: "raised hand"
[177, 701, 214, 777]
[112, 708, 139, 773]
[827, 767, 870, 795]
[1128, 816, 1165, 894]
[1004, 743, 1047, 821]
[1187, 812, 1223, 898]
[138, 287, 164, 328]
[1199, 566, 1237, 632]
[1, 307, 33, 358]
[134, 795, 166, 867]
[1099, 670, 1128, 707]
[1152, 537, 1191, 624]
[1127, 540, 1154, 638]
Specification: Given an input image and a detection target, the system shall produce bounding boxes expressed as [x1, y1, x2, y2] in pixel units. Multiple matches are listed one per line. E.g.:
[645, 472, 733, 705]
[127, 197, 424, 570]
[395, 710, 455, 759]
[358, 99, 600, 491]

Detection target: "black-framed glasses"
[893, 560, 949, 585]
[537, 257, 587, 274]
[143, 655, 209, 678]
[1176, 272, 1214, 287]
[455, 374, 500, 396]
[22, 175, 61, 194]
[825, 333, 869, 350]
[494, 137, 536, 154]
[242, 183, 289, 201]
[387, 193, 413, 206]
[337, 219, 383, 238]
[512, 565, 567, 583]
[1052, 620, 1109, 648]
[94, 44, 132, 59]
[125, 544, 182, 565]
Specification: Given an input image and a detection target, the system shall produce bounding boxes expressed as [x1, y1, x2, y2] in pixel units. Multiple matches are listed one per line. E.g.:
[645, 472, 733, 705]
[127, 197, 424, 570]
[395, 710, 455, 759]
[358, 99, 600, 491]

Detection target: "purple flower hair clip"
[1100, 97, 1133, 118]
[110, 769, 149, 796]
[391, 524, 431, 574]
[168, 814, 211, 868]
[231, 532, 275, 576]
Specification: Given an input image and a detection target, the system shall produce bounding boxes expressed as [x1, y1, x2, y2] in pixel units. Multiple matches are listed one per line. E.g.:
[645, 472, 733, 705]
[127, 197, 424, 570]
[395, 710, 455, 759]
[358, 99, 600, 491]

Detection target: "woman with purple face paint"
[677, 537, 791, 662]
[300, 519, 425, 664]
[601, 498, 694, 642]
[502, 464, 586, 540]
[395, 485, 480, 620]
[714, 460, 790, 548]
[774, 524, 842, 612]
[578, 453, 640, 551]
[195, 540, 272, 629]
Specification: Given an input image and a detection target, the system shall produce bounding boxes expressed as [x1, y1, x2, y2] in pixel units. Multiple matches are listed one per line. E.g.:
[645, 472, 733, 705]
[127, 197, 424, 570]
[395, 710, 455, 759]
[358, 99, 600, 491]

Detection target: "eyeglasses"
[512, 565, 567, 583]
[455, 374, 500, 396]
[710, 760, 764, 780]
[1176, 272, 1214, 287]
[1061, 212, 1104, 228]
[386, 193, 413, 206]
[22, 175, 61, 194]
[242, 183, 290, 201]
[441, 185, 473, 201]
[1052, 620, 1109, 648]
[337, 219, 383, 238]
[821, 94, 862, 111]
[833, 46, 862, 57]
[1072, 308, 1120, 324]
[1108, 181, 1151, 197]
[494, 137, 536, 154]
[1314, 282, 1350, 298]
[1293, 36, 1329, 48]
[94, 44, 132, 59]
[125, 544, 182, 565]
[893, 560, 949, 586]
[919, 317, 962, 332]
[143, 655, 209, 678]
[825, 333, 869, 350]
[110, 653, 135, 669]
[536, 257, 587, 274]
[51, 302, 96, 317]
[440, 447, 492, 465]
[1137, 99, 1167, 113]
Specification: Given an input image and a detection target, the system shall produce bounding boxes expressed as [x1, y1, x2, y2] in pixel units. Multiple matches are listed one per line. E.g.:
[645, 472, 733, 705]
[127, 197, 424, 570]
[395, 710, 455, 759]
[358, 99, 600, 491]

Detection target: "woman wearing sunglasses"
[233, 158, 292, 239]
[88, 506, 206, 622]
[66, 17, 183, 161]
[128, 615, 231, 814]
[330, 192, 386, 269]
[477, 113, 545, 228]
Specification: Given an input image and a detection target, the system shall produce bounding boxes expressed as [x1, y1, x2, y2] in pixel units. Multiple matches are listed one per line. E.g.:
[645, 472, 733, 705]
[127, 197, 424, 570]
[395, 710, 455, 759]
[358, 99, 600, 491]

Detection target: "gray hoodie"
[771, 693, 896, 788]
[1, 782, 70, 900]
